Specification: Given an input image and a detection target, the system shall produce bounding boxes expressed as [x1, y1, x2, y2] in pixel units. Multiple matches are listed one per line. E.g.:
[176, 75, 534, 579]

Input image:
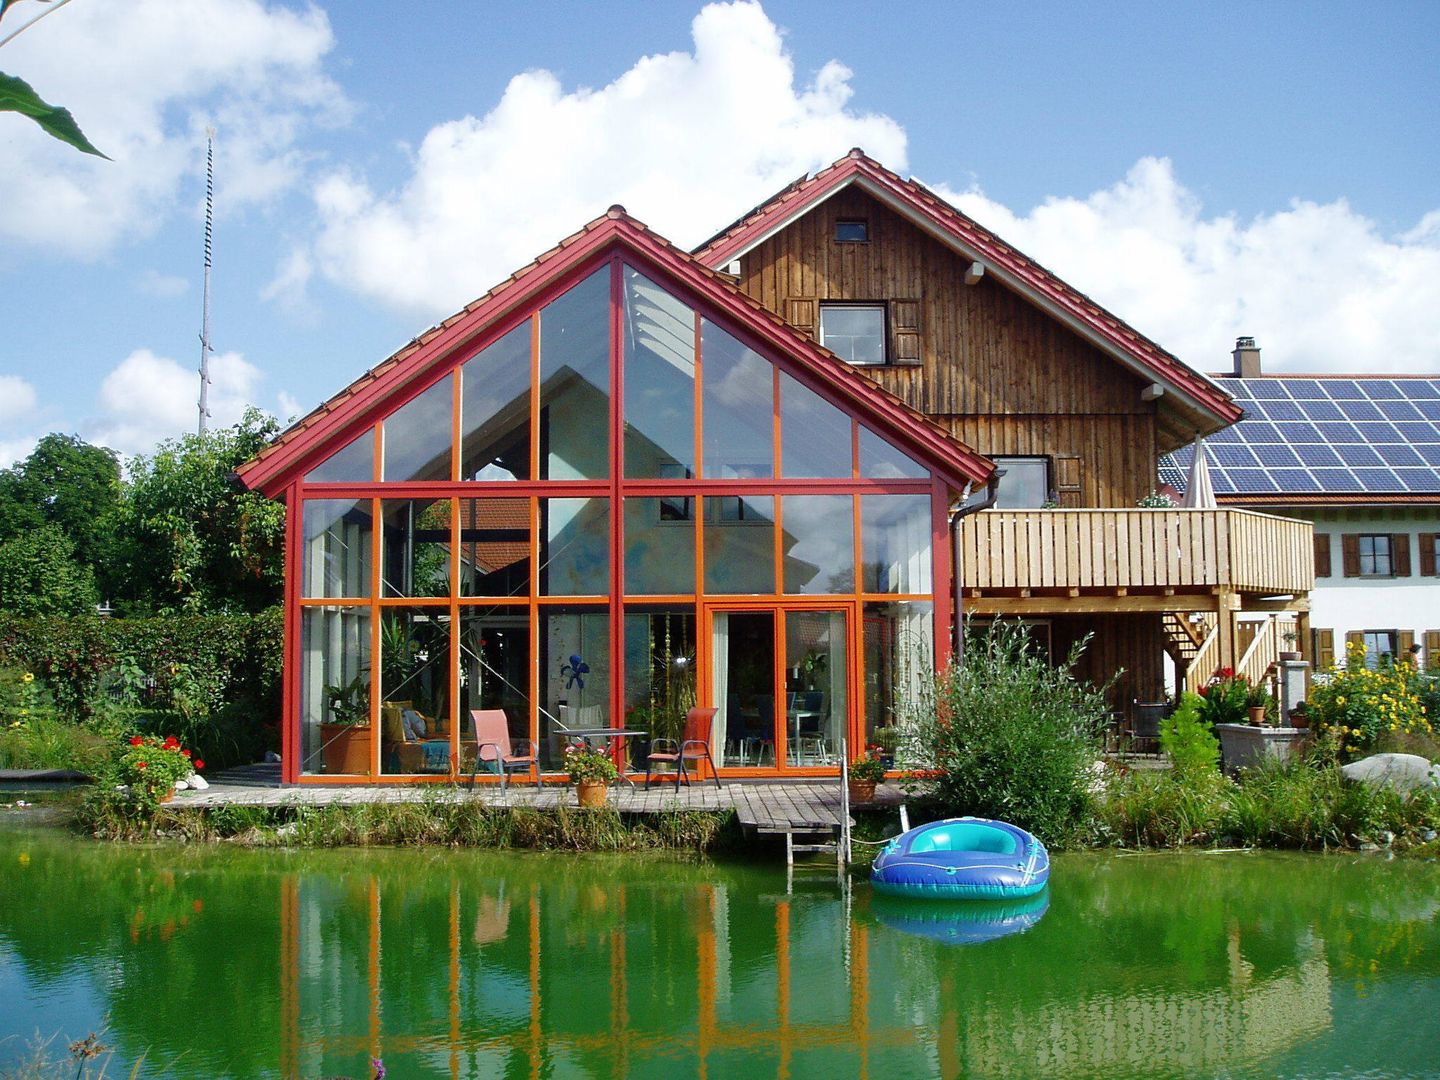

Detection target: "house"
[238, 151, 1311, 783]
[1161, 337, 1440, 674]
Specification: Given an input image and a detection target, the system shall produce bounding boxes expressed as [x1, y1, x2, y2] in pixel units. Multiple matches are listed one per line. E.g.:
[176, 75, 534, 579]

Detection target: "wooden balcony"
[957, 508, 1313, 599]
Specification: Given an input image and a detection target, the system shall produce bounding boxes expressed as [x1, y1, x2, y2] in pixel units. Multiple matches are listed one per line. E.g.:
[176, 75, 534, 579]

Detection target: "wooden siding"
[958, 509, 1314, 595]
[735, 186, 1161, 507]
[1052, 613, 1164, 709]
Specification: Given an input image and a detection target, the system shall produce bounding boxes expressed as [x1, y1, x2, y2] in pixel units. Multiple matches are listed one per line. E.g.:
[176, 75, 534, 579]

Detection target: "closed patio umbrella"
[1181, 436, 1216, 509]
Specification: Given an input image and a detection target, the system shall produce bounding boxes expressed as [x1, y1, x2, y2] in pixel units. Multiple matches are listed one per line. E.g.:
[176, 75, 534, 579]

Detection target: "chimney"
[1232, 335, 1261, 378]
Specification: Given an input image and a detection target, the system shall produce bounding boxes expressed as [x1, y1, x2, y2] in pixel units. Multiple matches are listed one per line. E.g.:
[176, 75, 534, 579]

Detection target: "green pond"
[1, 817, 1437, 1080]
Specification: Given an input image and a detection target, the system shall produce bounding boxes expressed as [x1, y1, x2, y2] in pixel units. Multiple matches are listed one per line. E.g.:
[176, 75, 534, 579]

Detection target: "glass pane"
[863, 600, 933, 765]
[457, 606, 533, 769]
[993, 457, 1050, 508]
[382, 375, 453, 481]
[300, 606, 371, 776]
[624, 497, 695, 595]
[302, 499, 372, 598]
[784, 610, 847, 767]
[623, 607, 697, 766]
[459, 498, 530, 598]
[542, 606, 610, 770]
[381, 499, 452, 598]
[703, 496, 774, 595]
[712, 610, 774, 768]
[781, 495, 854, 594]
[460, 321, 532, 481]
[305, 428, 373, 484]
[539, 497, 609, 596]
[700, 320, 773, 478]
[819, 305, 885, 365]
[861, 494, 933, 594]
[540, 268, 610, 480]
[379, 608, 452, 775]
[859, 425, 927, 479]
[623, 268, 696, 478]
[780, 372, 852, 478]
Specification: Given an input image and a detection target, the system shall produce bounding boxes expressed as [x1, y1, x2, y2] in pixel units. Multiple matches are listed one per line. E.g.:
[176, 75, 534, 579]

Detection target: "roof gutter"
[948, 471, 1003, 667]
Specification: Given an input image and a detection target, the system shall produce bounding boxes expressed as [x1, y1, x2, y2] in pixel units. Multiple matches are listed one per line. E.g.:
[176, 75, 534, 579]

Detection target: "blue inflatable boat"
[870, 817, 1049, 900]
[871, 891, 1050, 945]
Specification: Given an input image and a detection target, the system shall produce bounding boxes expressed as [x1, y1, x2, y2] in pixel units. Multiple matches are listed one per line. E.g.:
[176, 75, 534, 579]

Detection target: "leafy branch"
[0, 0, 108, 158]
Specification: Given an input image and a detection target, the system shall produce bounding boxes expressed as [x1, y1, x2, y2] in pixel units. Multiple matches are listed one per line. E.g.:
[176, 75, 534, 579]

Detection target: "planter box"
[320, 723, 373, 775]
[1215, 724, 1306, 775]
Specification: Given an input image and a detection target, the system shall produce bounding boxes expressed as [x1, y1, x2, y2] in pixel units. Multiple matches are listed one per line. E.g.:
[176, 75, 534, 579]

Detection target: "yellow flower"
[21, 672, 34, 684]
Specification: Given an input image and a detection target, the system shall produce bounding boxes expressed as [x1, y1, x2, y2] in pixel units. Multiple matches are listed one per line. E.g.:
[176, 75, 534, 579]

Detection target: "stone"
[173, 778, 189, 791]
[1340, 753, 1440, 795]
[187, 773, 210, 791]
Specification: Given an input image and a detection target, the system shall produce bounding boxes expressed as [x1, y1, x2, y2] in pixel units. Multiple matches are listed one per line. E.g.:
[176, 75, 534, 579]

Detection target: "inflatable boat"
[870, 817, 1049, 900]
[871, 891, 1049, 945]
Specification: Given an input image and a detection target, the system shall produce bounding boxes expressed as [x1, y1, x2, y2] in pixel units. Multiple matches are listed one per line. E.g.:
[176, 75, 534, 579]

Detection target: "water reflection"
[2, 829, 1439, 1080]
[869, 891, 1049, 945]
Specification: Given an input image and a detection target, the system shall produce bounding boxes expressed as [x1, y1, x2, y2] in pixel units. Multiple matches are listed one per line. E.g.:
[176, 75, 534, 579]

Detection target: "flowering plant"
[1196, 666, 1250, 726]
[564, 744, 618, 784]
[1309, 642, 1431, 759]
[118, 734, 203, 802]
[849, 746, 887, 783]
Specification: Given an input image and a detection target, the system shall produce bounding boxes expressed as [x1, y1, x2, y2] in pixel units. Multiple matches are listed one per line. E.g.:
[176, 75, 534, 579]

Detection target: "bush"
[1194, 667, 1251, 727]
[1096, 768, 1227, 848]
[910, 619, 1108, 847]
[1308, 642, 1433, 759]
[1159, 691, 1220, 779]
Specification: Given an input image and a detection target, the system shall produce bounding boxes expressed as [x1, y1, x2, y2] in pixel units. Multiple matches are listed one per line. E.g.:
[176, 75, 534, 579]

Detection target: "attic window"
[834, 219, 869, 243]
[819, 304, 885, 365]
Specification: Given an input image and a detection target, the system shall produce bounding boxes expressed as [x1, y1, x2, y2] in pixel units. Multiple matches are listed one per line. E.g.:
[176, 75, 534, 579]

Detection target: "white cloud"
[934, 158, 1440, 373]
[86, 348, 264, 458]
[276, 389, 304, 423]
[136, 270, 190, 299]
[286, 0, 905, 315]
[0, 374, 39, 426]
[0, 0, 348, 258]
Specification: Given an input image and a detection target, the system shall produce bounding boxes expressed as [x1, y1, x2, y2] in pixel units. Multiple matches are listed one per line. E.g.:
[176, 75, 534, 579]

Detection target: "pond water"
[1, 818, 1437, 1079]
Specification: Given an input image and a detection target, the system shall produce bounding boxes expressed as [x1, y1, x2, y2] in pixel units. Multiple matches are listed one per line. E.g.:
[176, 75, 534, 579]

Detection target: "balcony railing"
[957, 508, 1313, 595]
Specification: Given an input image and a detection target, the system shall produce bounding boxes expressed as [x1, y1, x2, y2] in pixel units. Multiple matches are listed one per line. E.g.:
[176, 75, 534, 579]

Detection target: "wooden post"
[1215, 591, 1239, 676]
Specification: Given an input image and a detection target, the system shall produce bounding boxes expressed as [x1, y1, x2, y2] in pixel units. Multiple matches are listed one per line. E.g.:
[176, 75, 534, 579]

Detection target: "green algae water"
[2, 819, 1437, 1079]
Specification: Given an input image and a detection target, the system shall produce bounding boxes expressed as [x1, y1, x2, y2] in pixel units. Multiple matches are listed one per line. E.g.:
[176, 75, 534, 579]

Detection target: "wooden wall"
[736, 186, 1159, 507]
[1049, 613, 1165, 710]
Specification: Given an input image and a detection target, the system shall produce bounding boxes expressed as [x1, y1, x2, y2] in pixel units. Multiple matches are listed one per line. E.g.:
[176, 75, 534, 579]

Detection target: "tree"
[0, 432, 121, 552]
[111, 408, 285, 613]
[0, 523, 98, 615]
[0, 0, 108, 157]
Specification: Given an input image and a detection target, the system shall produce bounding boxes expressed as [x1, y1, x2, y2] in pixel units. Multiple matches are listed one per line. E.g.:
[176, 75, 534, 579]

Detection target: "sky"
[1, 0, 1438, 468]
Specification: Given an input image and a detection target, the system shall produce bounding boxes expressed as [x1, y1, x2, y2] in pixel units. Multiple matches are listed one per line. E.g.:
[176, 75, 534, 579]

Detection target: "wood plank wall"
[736, 187, 1160, 507]
[1050, 613, 1164, 709]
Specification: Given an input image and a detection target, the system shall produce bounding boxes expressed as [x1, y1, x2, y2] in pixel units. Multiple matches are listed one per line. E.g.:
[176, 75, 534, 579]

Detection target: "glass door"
[783, 609, 847, 767]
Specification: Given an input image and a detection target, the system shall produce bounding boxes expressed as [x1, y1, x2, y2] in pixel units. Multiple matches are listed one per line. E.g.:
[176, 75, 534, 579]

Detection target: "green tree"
[0, 0, 108, 157]
[0, 523, 98, 615]
[112, 409, 285, 613]
[0, 433, 121, 573]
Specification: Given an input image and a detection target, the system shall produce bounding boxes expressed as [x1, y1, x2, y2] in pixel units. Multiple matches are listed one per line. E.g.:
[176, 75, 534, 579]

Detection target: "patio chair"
[645, 706, 721, 790]
[468, 709, 538, 792]
[1126, 700, 1168, 755]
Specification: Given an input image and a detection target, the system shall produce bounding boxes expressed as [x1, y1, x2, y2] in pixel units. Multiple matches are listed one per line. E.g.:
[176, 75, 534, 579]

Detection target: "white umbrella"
[1181, 435, 1216, 508]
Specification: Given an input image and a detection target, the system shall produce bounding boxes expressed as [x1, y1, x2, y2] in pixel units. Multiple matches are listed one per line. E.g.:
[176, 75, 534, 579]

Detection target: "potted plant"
[118, 734, 203, 806]
[871, 725, 900, 766]
[848, 747, 886, 803]
[1279, 631, 1301, 662]
[565, 744, 619, 807]
[1245, 682, 1272, 726]
[321, 672, 372, 774]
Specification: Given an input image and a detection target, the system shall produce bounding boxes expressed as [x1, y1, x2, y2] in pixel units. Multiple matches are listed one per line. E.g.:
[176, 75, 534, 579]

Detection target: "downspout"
[948, 471, 1003, 668]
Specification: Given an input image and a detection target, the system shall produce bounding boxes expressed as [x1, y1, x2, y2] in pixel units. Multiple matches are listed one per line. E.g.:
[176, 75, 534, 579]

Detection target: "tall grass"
[0, 715, 112, 774]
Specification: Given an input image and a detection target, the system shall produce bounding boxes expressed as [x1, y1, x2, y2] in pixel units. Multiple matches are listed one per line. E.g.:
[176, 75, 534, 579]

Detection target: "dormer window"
[834, 219, 869, 243]
[819, 304, 885, 365]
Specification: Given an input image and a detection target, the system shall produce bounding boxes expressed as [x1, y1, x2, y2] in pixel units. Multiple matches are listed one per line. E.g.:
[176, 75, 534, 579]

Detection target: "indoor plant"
[321, 672, 372, 774]
[565, 744, 619, 807]
[848, 746, 886, 803]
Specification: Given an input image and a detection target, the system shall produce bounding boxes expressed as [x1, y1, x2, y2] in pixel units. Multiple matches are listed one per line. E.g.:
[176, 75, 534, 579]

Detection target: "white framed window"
[819, 304, 886, 366]
[991, 457, 1052, 509]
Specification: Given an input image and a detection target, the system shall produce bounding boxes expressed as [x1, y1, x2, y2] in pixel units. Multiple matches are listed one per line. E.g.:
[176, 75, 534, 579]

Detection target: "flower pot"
[320, 723, 373, 775]
[847, 779, 877, 804]
[576, 780, 609, 808]
[1248, 706, 1267, 726]
[1278, 651, 1301, 662]
[1290, 709, 1310, 730]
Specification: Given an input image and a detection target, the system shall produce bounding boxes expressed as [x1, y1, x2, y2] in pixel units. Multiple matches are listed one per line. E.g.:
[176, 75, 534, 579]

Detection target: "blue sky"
[1, 0, 1437, 467]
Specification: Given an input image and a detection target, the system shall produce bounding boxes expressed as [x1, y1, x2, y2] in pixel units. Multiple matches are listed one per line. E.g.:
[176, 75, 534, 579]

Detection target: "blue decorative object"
[870, 817, 1049, 900]
[560, 654, 589, 690]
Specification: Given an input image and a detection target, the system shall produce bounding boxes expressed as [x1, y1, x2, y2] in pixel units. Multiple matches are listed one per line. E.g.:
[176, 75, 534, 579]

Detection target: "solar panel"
[1356, 379, 1402, 399]
[1310, 468, 1363, 492]
[1268, 469, 1322, 492]
[1336, 445, 1385, 467]
[1275, 422, 1323, 443]
[1396, 468, 1440, 492]
[1377, 444, 1425, 467]
[1339, 400, 1384, 422]
[1299, 399, 1344, 421]
[1323, 381, 1364, 400]
[1296, 445, 1343, 467]
[1252, 444, 1302, 467]
[1354, 422, 1402, 443]
[1226, 468, 1277, 491]
[1414, 401, 1440, 421]
[1284, 380, 1325, 399]
[1263, 400, 1306, 421]
[1208, 426, 1242, 444]
[1242, 422, 1282, 443]
[1400, 380, 1440, 400]
[1418, 446, 1440, 467]
[1245, 380, 1290, 399]
[1241, 401, 1271, 420]
[1378, 399, 1424, 421]
[1352, 469, 1405, 491]
[1209, 471, 1237, 494]
[1394, 421, 1440, 443]
[1212, 445, 1259, 467]
[1315, 422, 1363, 443]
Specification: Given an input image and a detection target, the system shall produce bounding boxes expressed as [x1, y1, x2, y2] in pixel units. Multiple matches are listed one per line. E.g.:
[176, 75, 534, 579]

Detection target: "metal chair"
[468, 709, 538, 792]
[645, 707, 721, 790]
[1127, 700, 1168, 755]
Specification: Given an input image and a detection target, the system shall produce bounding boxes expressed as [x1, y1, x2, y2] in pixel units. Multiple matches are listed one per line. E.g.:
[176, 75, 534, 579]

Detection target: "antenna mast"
[198, 127, 215, 435]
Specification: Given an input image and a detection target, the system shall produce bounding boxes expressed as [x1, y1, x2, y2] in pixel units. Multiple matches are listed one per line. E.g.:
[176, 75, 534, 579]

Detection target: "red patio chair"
[468, 709, 538, 792]
[645, 707, 721, 790]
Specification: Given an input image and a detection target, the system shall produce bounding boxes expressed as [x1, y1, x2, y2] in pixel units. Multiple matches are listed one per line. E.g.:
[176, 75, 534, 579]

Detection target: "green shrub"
[1194, 667, 1250, 727]
[1159, 691, 1220, 778]
[909, 618, 1108, 847]
[1095, 768, 1227, 848]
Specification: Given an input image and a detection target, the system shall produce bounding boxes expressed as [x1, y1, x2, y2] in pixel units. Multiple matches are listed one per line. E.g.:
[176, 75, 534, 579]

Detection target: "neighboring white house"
[1161, 338, 1440, 671]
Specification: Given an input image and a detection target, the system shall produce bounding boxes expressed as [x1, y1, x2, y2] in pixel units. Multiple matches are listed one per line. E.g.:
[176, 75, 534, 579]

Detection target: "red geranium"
[181, 749, 192, 758]
[135, 760, 148, 770]
[194, 760, 205, 770]
[129, 736, 144, 746]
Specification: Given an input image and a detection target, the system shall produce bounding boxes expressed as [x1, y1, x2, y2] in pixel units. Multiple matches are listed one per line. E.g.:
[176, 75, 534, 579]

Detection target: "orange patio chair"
[468, 709, 538, 792]
[645, 707, 721, 790]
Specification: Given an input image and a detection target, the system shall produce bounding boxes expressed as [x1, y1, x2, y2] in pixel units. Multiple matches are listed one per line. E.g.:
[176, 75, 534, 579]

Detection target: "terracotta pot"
[1278, 651, 1302, 662]
[576, 780, 609, 808]
[1248, 706, 1267, 726]
[158, 790, 175, 804]
[320, 723, 373, 775]
[848, 779, 877, 804]
[1290, 710, 1310, 730]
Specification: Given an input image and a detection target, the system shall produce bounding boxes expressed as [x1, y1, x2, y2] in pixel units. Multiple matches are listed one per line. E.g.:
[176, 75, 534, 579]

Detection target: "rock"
[1425, 830, 1437, 843]
[187, 773, 210, 791]
[1379, 830, 1396, 847]
[1340, 753, 1440, 794]
[1359, 842, 1380, 852]
[173, 778, 189, 791]
[264, 750, 282, 763]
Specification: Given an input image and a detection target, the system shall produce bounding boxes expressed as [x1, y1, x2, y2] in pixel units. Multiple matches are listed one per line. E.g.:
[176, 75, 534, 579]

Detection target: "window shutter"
[1393, 533, 1411, 576]
[1418, 533, 1437, 576]
[1313, 533, 1332, 578]
[889, 299, 922, 365]
[1399, 630, 1415, 658]
[1341, 534, 1360, 577]
[1054, 454, 1082, 507]
[1313, 629, 1335, 671]
[1425, 630, 1440, 671]
[786, 298, 817, 337]
[1344, 631, 1364, 660]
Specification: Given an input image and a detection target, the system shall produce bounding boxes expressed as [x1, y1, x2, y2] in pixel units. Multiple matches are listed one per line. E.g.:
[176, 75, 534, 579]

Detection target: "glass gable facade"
[293, 258, 946, 779]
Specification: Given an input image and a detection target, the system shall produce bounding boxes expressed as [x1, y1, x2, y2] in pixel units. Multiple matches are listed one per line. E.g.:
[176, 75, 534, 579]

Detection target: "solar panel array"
[1161, 377, 1440, 497]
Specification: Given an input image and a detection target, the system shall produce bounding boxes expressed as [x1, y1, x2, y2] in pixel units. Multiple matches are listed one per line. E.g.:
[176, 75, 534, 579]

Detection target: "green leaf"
[0, 69, 108, 158]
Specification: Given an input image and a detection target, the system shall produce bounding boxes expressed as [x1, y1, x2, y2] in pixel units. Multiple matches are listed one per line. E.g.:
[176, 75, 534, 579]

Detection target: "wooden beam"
[1141, 383, 1165, 402]
[965, 594, 1230, 615]
[1239, 597, 1311, 613]
[964, 260, 985, 285]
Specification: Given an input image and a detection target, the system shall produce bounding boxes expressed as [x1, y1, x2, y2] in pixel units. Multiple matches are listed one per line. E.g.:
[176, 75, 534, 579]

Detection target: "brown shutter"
[786, 298, 817, 338]
[1425, 630, 1440, 670]
[1314, 629, 1335, 671]
[1399, 630, 1415, 658]
[890, 299, 921, 365]
[1313, 533, 1332, 578]
[1345, 631, 1364, 661]
[1054, 454, 1083, 507]
[1393, 533, 1411, 576]
[1341, 534, 1360, 577]
[1418, 533, 1436, 576]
